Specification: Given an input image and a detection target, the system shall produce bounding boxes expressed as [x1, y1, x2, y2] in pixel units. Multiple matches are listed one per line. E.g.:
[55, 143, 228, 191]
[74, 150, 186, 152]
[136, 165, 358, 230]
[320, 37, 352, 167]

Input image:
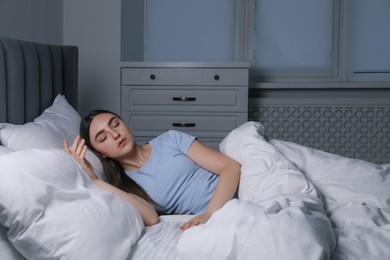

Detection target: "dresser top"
[121, 61, 250, 68]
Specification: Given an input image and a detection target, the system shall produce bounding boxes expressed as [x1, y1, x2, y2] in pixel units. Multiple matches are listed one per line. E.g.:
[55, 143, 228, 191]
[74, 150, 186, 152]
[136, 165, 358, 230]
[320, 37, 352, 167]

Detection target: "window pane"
[344, 0, 390, 72]
[255, 0, 333, 72]
[145, 0, 235, 61]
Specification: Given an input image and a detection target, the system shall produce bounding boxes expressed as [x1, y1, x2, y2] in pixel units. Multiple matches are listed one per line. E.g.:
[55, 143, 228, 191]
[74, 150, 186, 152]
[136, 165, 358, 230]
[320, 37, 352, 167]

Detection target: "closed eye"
[112, 120, 120, 128]
[97, 135, 107, 143]
[94, 115, 119, 143]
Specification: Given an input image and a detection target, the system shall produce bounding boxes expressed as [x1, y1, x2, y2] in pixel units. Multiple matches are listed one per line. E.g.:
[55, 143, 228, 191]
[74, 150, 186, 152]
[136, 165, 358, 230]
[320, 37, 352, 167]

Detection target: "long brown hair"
[80, 109, 161, 211]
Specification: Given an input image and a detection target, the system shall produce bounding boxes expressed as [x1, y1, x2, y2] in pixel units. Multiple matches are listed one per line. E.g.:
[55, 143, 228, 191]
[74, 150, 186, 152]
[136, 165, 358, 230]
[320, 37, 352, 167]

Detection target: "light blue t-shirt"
[126, 130, 219, 215]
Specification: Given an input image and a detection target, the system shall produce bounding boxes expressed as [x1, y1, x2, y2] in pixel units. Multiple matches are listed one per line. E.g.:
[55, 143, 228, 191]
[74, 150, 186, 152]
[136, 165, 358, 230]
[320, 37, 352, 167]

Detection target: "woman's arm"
[180, 140, 241, 231]
[64, 136, 159, 226]
[93, 178, 159, 226]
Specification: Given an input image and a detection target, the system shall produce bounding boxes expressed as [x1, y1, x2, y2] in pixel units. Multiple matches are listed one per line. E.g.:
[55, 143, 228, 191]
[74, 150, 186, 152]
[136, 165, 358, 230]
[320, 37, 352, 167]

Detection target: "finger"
[180, 223, 189, 231]
[70, 135, 78, 152]
[180, 217, 200, 231]
[63, 139, 70, 153]
[180, 220, 192, 231]
[74, 138, 85, 156]
[80, 144, 88, 158]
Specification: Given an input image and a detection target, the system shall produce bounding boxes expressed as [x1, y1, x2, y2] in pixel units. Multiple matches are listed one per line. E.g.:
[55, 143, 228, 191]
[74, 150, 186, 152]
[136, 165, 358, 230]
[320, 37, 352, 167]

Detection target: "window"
[343, 0, 390, 82]
[144, 0, 235, 62]
[237, 0, 390, 86]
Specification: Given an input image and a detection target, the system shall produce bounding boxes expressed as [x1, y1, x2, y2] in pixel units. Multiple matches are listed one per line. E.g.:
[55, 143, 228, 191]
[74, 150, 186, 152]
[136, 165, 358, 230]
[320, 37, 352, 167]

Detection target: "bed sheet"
[127, 215, 193, 260]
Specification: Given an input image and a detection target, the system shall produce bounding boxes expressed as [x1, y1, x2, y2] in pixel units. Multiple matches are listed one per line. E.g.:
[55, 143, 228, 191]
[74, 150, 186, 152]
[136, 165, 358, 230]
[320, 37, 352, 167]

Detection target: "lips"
[118, 138, 126, 147]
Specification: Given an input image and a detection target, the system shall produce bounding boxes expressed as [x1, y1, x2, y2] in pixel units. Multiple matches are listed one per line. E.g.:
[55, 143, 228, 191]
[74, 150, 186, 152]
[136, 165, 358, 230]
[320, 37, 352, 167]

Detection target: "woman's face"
[89, 113, 136, 160]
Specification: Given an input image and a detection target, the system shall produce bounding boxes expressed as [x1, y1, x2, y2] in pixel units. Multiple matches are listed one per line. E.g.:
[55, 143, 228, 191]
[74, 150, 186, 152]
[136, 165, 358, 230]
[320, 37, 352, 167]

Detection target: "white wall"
[63, 0, 121, 116]
[0, 0, 62, 44]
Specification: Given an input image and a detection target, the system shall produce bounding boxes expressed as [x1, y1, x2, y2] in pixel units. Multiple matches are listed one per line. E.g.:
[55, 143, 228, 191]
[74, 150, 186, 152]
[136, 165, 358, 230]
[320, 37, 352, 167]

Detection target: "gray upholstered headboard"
[0, 37, 78, 124]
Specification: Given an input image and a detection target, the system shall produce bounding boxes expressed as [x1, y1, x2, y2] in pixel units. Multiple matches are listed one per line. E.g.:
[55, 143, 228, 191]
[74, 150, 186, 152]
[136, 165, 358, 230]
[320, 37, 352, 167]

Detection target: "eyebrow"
[94, 116, 117, 142]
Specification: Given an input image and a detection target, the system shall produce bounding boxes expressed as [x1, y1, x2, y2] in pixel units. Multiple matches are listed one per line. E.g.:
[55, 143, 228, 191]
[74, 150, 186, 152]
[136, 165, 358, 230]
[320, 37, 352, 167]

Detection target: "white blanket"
[270, 139, 390, 260]
[177, 122, 336, 260]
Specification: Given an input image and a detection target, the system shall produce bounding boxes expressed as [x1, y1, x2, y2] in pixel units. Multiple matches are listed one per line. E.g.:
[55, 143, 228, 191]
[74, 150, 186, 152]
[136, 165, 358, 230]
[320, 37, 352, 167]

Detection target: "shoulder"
[167, 130, 196, 143]
[155, 130, 196, 153]
[157, 130, 194, 141]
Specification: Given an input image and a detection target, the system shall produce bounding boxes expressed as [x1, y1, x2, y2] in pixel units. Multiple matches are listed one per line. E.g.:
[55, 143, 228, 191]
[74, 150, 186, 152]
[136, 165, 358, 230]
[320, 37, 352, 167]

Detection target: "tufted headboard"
[0, 37, 78, 124]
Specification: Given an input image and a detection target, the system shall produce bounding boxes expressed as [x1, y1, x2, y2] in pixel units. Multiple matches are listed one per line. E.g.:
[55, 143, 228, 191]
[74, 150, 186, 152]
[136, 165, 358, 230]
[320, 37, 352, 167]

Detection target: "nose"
[111, 129, 120, 140]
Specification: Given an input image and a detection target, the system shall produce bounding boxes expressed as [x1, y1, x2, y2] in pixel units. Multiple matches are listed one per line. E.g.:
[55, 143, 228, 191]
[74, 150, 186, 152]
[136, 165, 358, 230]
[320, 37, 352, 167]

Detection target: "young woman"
[64, 110, 241, 230]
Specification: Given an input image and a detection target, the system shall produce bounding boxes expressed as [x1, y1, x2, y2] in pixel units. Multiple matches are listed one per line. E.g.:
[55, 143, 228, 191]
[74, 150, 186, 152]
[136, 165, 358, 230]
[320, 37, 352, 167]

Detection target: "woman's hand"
[64, 135, 97, 181]
[180, 212, 211, 231]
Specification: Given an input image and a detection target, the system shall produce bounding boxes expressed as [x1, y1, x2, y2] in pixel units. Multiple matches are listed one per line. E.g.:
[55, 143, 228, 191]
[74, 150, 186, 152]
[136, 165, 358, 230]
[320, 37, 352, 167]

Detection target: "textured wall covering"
[248, 98, 390, 164]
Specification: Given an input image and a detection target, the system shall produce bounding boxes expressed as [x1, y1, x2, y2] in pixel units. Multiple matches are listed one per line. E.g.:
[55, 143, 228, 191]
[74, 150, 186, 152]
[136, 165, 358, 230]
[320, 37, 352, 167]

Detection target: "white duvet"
[177, 122, 390, 260]
[270, 138, 390, 260]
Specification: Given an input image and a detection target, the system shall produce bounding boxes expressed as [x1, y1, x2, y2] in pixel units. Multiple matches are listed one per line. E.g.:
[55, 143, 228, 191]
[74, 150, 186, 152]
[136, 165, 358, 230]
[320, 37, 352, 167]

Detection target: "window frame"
[235, 0, 390, 88]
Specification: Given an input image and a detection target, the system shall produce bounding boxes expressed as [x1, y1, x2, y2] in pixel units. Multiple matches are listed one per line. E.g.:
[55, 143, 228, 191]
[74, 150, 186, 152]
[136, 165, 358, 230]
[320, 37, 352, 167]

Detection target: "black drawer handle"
[214, 74, 220, 80]
[172, 123, 196, 127]
[150, 74, 156, 80]
[172, 97, 196, 102]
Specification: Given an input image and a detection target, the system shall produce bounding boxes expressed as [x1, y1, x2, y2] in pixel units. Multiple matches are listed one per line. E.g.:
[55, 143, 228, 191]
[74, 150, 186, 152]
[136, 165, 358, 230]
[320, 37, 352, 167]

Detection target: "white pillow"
[0, 146, 14, 156]
[0, 94, 80, 150]
[0, 95, 106, 180]
[0, 148, 143, 260]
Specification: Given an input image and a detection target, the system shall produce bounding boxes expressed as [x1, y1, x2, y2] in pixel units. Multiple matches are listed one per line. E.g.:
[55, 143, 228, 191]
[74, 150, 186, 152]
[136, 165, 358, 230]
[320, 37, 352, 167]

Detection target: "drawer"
[121, 112, 247, 139]
[121, 86, 248, 112]
[121, 67, 248, 86]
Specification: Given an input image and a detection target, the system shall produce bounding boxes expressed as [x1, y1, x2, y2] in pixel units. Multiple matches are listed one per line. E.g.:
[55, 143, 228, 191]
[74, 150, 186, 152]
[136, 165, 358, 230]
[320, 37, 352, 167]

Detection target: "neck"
[120, 143, 150, 172]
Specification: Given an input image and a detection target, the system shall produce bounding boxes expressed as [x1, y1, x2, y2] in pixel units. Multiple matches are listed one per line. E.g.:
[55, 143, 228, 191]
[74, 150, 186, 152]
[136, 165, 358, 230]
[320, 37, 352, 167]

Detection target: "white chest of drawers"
[120, 62, 249, 150]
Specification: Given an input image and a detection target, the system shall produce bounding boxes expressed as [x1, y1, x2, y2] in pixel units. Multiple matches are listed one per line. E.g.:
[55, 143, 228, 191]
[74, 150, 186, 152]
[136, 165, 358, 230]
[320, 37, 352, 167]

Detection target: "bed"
[1, 37, 389, 260]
